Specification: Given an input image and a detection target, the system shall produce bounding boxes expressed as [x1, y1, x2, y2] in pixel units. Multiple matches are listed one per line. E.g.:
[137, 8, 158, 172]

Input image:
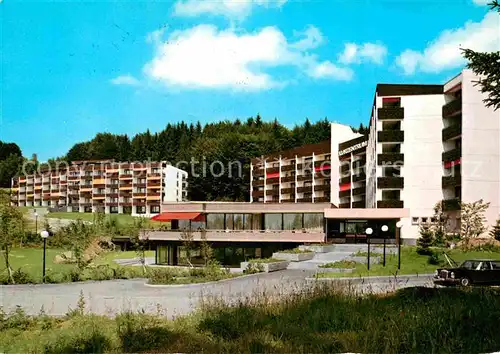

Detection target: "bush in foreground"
[1, 286, 500, 353]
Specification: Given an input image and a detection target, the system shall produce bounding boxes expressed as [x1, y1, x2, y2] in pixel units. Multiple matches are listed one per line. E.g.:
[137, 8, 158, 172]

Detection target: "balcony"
[377, 130, 404, 143]
[352, 200, 366, 208]
[297, 186, 312, 193]
[252, 169, 265, 177]
[442, 147, 461, 162]
[378, 107, 404, 120]
[253, 180, 265, 187]
[266, 177, 279, 185]
[339, 190, 350, 198]
[297, 198, 312, 203]
[281, 165, 295, 172]
[442, 175, 462, 188]
[314, 185, 330, 192]
[281, 188, 294, 194]
[266, 167, 279, 174]
[297, 174, 313, 182]
[266, 188, 280, 196]
[377, 177, 404, 189]
[339, 202, 351, 208]
[315, 197, 330, 203]
[442, 123, 462, 141]
[352, 186, 366, 196]
[252, 190, 264, 198]
[442, 198, 461, 211]
[377, 200, 404, 208]
[442, 98, 462, 118]
[377, 153, 404, 165]
[339, 176, 351, 184]
[281, 176, 295, 183]
[340, 164, 350, 173]
[281, 198, 295, 203]
[352, 173, 366, 182]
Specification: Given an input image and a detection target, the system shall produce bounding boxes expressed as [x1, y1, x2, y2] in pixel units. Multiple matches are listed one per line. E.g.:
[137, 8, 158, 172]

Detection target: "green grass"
[319, 260, 358, 269]
[247, 258, 283, 264]
[1, 286, 500, 353]
[0, 248, 154, 283]
[316, 246, 500, 278]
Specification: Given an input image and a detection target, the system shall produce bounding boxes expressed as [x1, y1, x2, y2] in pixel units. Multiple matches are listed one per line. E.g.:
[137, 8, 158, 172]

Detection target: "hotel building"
[249, 69, 500, 243]
[11, 160, 188, 216]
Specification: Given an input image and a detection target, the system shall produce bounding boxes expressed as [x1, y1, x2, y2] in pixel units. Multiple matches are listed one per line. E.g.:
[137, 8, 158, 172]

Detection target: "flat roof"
[324, 208, 410, 219]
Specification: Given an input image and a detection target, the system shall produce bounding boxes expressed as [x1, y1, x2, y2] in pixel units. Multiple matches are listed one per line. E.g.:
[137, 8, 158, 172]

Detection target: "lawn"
[0, 248, 154, 283]
[46, 211, 165, 228]
[316, 246, 500, 278]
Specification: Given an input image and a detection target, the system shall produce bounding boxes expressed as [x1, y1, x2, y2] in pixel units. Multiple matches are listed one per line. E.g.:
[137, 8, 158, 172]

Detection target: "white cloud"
[110, 74, 140, 86]
[173, 0, 287, 20]
[143, 25, 353, 91]
[307, 61, 354, 81]
[290, 25, 325, 50]
[395, 12, 500, 75]
[338, 42, 388, 65]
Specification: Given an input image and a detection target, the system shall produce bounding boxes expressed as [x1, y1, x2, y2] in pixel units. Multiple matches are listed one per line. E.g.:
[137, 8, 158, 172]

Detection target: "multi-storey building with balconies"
[11, 160, 188, 216]
[250, 69, 500, 243]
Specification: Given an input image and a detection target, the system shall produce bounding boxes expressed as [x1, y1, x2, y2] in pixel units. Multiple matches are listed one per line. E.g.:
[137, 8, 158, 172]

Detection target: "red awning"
[151, 212, 204, 222]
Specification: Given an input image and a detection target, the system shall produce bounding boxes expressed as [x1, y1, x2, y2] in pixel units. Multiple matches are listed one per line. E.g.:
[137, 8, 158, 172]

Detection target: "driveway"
[0, 271, 433, 317]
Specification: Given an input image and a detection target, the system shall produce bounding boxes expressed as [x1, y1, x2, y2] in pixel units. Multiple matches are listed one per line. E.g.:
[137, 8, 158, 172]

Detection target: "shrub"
[148, 268, 178, 285]
[319, 260, 358, 269]
[11, 268, 34, 284]
[243, 262, 264, 274]
[417, 225, 434, 255]
[427, 251, 441, 265]
[276, 247, 313, 254]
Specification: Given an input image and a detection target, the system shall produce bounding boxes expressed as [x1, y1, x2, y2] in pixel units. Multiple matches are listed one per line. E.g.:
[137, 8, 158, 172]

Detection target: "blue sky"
[1, 0, 497, 161]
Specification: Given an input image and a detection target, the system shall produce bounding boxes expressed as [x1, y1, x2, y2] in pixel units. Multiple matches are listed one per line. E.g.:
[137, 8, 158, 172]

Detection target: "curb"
[305, 273, 435, 284]
[143, 272, 263, 288]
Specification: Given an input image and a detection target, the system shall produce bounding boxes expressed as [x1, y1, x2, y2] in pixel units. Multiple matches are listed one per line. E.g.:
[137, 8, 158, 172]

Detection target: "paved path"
[0, 271, 434, 317]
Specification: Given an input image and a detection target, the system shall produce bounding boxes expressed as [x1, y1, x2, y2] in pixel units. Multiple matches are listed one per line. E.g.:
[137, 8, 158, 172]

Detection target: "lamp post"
[40, 230, 49, 283]
[34, 211, 38, 234]
[396, 221, 403, 270]
[365, 227, 373, 270]
[381, 224, 388, 267]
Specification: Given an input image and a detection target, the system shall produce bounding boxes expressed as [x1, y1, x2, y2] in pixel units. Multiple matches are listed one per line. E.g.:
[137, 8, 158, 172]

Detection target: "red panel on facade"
[444, 159, 461, 169]
[266, 172, 280, 178]
[339, 183, 351, 192]
[151, 212, 205, 222]
[383, 97, 401, 103]
[315, 164, 331, 171]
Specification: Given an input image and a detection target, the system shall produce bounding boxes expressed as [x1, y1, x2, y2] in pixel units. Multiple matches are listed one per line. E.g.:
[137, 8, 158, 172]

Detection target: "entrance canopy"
[151, 212, 204, 222]
[324, 208, 409, 219]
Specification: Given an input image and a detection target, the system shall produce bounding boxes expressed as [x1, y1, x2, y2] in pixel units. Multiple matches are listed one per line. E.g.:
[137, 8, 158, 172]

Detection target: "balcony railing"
[442, 175, 462, 188]
[442, 98, 462, 118]
[252, 190, 264, 197]
[442, 147, 461, 162]
[340, 164, 350, 173]
[442, 123, 462, 141]
[314, 185, 330, 192]
[281, 176, 295, 183]
[378, 107, 404, 120]
[442, 198, 461, 211]
[352, 186, 366, 196]
[297, 186, 312, 193]
[297, 197, 312, 203]
[377, 200, 404, 208]
[377, 153, 404, 165]
[315, 197, 330, 203]
[339, 190, 350, 198]
[339, 176, 351, 184]
[377, 130, 404, 143]
[352, 173, 366, 182]
[352, 200, 366, 208]
[281, 165, 295, 172]
[339, 202, 351, 208]
[281, 188, 294, 194]
[377, 177, 404, 189]
[253, 180, 265, 187]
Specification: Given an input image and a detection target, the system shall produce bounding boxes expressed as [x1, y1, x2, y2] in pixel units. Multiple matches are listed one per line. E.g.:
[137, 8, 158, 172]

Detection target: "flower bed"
[272, 248, 315, 262]
[240, 258, 289, 273]
[299, 244, 336, 253]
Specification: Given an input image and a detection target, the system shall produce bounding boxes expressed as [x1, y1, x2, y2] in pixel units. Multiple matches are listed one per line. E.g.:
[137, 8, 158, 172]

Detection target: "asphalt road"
[0, 271, 434, 317]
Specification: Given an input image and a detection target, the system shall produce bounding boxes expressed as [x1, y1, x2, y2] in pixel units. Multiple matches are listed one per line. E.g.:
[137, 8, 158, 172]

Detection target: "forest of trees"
[1, 116, 368, 201]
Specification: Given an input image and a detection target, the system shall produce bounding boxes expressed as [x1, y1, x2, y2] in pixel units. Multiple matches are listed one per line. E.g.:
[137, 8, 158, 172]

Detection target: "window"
[136, 206, 146, 214]
[207, 214, 225, 229]
[412, 217, 419, 225]
[284, 214, 302, 230]
[225, 214, 234, 229]
[492, 262, 500, 270]
[382, 97, 401, 108]
[264, 214, 283, 230]
[150, 205, 160, 214]
[304, 213, 323, 232]
[421, 217, 428, 224]
[110, 206, 118, 214]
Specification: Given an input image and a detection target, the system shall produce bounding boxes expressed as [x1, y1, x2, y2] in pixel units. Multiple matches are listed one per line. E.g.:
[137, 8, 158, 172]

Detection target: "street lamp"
[34, 211, 38, 234]
[365, 227, 373, 270]
[396, 221, 404, 270]
[381, 224, 389, 266]
[40, 230, 49, 283]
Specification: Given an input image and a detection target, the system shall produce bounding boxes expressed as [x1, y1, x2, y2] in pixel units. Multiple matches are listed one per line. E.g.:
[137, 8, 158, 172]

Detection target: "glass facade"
[284, 213, 303, 230]
[303, 213, 324, 232]
[264, 214, 283, 230]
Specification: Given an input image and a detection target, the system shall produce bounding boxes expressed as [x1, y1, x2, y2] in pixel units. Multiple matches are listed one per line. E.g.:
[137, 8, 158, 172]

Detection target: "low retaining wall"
[272, 252, 315, 262]
[240, 261, 290, 273]
[316, 267, 354, 274]
[298, 245, 336, 253]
